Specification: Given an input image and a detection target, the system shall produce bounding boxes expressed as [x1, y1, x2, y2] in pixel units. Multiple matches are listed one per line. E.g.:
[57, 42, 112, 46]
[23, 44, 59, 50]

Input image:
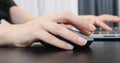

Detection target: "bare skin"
[10, 6, 35, 24]
[0, 6, 120, 50]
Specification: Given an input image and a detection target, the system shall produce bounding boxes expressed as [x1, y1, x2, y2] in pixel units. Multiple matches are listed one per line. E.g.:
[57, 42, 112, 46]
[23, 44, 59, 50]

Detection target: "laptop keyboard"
[93, 27, 120, 34]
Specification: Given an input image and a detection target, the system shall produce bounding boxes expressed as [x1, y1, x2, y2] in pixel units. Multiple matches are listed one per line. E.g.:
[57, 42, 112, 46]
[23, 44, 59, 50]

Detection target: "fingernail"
[66, 44, 74, 49]
[115, 17, 120, 20]
[79, 38, 87, 46]
[89, 24, 96, 31]
[108, 28, 113, 32]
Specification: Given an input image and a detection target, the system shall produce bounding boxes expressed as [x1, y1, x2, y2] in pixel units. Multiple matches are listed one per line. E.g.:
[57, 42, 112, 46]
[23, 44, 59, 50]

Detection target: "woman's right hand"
[2, 12, 120, 50]
[2, 12, 96, 50]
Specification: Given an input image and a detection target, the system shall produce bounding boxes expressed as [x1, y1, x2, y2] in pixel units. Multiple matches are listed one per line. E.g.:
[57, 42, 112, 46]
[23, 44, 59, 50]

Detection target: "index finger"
[63, 12, 96, 32]
[99, 14, 120, 22]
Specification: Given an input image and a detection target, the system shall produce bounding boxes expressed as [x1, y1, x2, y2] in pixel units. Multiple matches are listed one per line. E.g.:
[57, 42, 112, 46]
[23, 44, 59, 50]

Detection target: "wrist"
[0, 24, 25, 45]
[0, 24, 14, 45]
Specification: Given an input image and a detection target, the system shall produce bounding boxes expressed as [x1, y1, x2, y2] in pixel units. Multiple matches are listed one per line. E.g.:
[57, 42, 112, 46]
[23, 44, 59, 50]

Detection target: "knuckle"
[64, 11, 73, 14]
[63, 11, 74, 17]
[100, 14, 109, 16]
[53, 25, 64, 32]
[47, 37, 56, 42]
[89, 15, 96, 17]
[89, 15, 97, 19]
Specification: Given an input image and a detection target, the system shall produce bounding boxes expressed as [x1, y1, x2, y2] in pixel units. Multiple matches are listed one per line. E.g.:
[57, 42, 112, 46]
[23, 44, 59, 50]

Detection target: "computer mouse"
[40, 29, 94, 49]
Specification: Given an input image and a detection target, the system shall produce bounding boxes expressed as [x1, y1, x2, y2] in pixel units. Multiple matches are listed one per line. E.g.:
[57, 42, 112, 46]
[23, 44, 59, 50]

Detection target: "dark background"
[78, 0, 119, 28]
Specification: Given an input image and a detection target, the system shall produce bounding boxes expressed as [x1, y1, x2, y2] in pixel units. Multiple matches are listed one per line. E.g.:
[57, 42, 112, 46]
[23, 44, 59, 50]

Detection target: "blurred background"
[1, 0, 120, 27]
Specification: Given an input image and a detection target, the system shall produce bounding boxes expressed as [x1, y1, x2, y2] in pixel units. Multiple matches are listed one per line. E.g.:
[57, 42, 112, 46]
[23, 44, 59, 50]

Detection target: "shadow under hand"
[0, 45, 94, 63]
[72, 47, 94, 63]
[24, 45, 94, 63]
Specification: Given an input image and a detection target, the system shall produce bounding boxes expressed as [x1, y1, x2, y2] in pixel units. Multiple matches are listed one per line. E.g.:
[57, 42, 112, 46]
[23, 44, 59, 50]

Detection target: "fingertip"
[107, 27, 113, 32]
[117, 17, 120, 22]
[103, 26, 112, 32]
[86, 32, 92, 36]
[65, 44, 74, 50]
[79, 38, 87, 46]
[88, 24, 96, 31]
[115, 16, 120, 21]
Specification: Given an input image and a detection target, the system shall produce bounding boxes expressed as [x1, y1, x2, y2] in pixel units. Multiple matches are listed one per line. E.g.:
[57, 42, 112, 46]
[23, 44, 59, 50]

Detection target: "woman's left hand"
[78, 14, 120, 35]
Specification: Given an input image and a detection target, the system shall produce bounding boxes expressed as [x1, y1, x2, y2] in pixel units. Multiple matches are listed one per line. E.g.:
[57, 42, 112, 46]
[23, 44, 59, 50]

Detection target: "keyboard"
[93, 27, 120, 34]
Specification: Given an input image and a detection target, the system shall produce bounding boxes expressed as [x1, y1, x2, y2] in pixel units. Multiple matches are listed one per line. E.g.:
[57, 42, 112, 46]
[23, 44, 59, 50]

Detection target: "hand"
[2, 12, 120, 50]
[3, 12, 97, 50]
[78, 14, 120, 35]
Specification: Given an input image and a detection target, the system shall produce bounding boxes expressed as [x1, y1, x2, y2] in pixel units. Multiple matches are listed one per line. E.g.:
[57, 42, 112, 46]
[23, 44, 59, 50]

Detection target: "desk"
[0, 41, 120, 63]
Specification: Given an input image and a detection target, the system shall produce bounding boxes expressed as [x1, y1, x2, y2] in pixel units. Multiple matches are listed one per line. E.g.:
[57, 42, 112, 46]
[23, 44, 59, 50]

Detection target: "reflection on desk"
[0, 41, 120, 63]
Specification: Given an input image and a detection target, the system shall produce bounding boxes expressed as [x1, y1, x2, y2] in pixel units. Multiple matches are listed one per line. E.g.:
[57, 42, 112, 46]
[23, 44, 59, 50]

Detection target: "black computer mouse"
[40, 29, 94, 49]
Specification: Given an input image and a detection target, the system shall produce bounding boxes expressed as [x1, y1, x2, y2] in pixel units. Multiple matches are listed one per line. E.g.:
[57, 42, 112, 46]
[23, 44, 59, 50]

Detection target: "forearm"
[10, 6, 35, 24]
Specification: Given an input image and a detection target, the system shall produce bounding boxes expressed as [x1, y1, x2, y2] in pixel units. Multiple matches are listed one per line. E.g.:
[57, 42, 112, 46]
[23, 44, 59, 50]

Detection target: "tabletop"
[0, 41, 120, 63]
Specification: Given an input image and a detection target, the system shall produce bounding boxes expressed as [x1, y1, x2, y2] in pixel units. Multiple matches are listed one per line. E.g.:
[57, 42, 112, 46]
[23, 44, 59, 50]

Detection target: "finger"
[36, 30, 74, 50]
[99, 14, 120, 22]
[64, 13, 96, 32]
[70, 27, 92, 36]
[95, 20, 112, 32]
[62, 24, 92, 36]
[44, 23, 87, 46]
[52, 12, 96, 32]
[80, 28, 92, 36]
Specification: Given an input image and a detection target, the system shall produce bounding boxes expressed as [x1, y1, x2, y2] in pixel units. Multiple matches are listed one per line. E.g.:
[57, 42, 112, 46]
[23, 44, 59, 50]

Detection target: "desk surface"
[0, 41, 120, 63]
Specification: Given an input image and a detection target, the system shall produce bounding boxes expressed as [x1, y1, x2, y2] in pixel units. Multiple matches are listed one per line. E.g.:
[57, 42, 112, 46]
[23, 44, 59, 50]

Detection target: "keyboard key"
[93, 31, 100, 34]
[100, 31, 108, 34]
[107, 31, 117, 34]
